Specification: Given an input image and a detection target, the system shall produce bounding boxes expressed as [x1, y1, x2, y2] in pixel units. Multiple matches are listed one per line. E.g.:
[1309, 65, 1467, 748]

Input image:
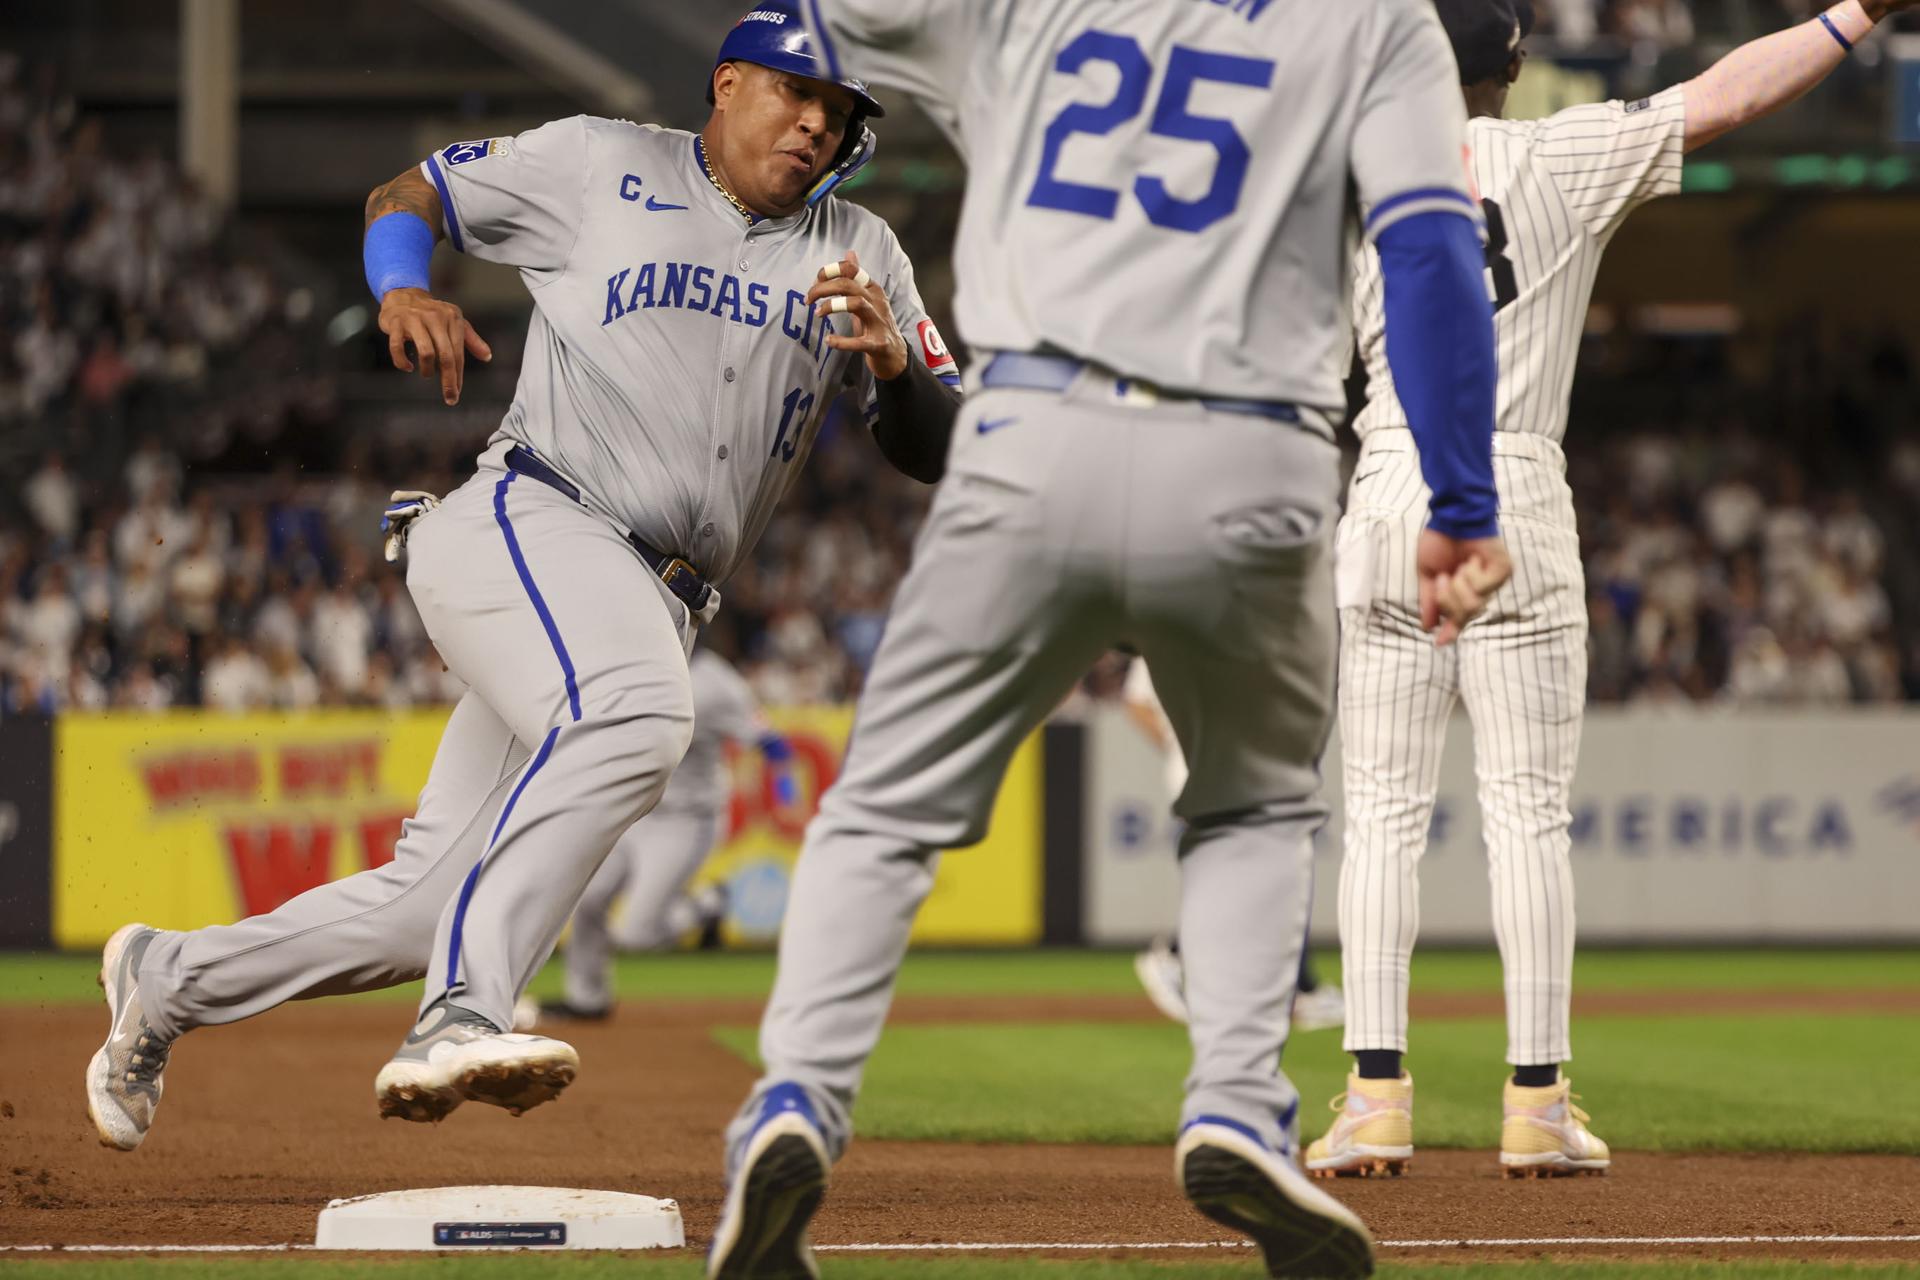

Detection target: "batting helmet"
[712, 3, 886, 121]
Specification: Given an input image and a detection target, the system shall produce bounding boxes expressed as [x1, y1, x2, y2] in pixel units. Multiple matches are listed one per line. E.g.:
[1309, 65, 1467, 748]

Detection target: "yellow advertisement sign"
[698, 705, 1044, 946]
[52, 709, 1042, 950]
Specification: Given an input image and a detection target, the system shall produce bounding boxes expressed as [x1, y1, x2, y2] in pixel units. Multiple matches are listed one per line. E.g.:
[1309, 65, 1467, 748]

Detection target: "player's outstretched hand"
[1416, 529, 1512, 647]
[379, 287, 492, 406]
[808, 249, 908, 382]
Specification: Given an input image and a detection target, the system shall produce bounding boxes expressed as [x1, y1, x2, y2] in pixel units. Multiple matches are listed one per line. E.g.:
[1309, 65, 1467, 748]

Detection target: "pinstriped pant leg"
[1457, 471, 1587, 1067]
[1335, 482, 1460, 1057]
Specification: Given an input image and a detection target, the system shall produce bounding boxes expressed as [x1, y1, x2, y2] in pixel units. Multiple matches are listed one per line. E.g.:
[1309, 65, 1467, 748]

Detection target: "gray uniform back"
[424, 122, 958, 583]
[656, 648, 762, 817]
[804, 0, 1476, 408]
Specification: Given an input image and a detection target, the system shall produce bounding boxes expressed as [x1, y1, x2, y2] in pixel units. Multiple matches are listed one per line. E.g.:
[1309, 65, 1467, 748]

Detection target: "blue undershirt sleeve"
[1375, 209, 1500, 540]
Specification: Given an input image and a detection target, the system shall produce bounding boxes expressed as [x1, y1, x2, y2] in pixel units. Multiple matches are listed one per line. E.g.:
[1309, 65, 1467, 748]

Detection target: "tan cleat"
[1304, 1073, 1414, 1178]
[1500, 1077, 1610, 1178]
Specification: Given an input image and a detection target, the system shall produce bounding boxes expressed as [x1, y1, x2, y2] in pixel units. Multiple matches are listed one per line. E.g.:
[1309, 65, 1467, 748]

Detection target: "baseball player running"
[709, 2, 1513, 1276]
[528, 646, 794, 1024]
[1314, 0, 1916, 1182]
[1123, 658, 1344, 1033]
[84, 2, 962, 1151]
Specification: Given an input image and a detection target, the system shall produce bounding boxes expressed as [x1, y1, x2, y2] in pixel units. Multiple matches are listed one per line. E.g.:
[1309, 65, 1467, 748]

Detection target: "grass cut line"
[6, 1234, 1920, 1255]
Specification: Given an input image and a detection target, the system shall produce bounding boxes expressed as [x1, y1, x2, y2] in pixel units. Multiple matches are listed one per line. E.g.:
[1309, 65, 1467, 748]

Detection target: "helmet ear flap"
[807, 118, 876, 208]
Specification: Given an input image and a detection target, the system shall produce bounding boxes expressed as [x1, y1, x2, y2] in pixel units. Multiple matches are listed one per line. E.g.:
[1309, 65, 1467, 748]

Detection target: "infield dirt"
[4, 997, 1915, 1266]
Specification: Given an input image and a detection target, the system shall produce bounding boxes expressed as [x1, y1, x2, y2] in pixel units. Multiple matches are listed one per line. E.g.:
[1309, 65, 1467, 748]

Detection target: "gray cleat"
[374, 996, 580, 1123]
[86, 923, 172, 1151]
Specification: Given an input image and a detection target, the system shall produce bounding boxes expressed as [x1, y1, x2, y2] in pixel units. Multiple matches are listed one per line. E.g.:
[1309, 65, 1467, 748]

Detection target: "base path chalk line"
[5, 1235, 1920, 1254]
[817, 1236, 1920, 1252]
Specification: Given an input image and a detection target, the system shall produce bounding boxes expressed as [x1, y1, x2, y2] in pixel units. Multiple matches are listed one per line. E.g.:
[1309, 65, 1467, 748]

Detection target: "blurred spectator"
[24, 452, 79, 542]
[0, 53, 1915, 716]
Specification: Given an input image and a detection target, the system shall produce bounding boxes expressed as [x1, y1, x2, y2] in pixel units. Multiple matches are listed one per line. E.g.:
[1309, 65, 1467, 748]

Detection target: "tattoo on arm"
[365, 168, 444, 237]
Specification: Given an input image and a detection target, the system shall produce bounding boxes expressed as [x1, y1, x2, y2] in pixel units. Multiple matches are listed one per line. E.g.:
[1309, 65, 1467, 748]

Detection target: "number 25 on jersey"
[1026, 31, 1275, 234]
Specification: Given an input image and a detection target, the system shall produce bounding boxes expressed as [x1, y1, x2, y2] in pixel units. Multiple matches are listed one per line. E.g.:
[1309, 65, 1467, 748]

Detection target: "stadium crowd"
[2, 53, 1916, 716]
[6, 371, 1915, 714]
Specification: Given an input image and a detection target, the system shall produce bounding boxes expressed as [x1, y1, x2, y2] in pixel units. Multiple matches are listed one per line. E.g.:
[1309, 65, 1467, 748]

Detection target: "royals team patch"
[443, 138, 513, 166]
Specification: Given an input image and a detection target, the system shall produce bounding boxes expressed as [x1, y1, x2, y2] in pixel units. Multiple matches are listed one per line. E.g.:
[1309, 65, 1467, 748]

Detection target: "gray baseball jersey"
[718, 0, 1489, 1194]
[656, 647, 764, 817]
[125, 122, 952, 1063]
[1352, 87, 1687, 445]
[423, 120, 959, 582]
[798, 0, 1475, 409]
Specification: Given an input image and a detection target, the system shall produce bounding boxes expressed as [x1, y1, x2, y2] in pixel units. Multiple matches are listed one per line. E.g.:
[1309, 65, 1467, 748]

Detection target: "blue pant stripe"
[493, 472, 582, 723]
[446, 724, 561, 989]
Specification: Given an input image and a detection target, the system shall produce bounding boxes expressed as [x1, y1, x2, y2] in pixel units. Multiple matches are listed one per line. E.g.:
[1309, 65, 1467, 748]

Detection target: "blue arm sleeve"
[1376, 210, 1499, 540]
[363, 211, 435, 302]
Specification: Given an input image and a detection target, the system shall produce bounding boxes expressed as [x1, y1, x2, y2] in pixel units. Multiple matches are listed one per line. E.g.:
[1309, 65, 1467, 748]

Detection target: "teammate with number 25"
[83, 1, 960, 1152]
[708, 2, 1510, 1277]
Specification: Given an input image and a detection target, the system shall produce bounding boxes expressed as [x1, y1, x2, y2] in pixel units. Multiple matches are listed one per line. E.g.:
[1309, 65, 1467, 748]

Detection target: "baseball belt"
[504, 444, 718, 620]
[979, 351, 1306, 426]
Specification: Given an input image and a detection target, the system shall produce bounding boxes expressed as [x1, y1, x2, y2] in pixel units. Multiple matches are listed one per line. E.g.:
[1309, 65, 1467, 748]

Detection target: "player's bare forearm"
[364, 167, 489, 405]
[1680, 0, 1912, 152]
[364, 167, 445, 238]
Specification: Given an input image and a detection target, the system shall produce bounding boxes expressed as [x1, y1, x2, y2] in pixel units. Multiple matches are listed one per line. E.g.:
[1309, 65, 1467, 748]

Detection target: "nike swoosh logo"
[645, 196, 687, 212]
[977, 416, 1019, 435]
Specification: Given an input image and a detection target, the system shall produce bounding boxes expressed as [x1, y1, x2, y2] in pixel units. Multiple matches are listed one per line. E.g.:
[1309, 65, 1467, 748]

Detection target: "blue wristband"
[1818, 12, 1853, 52]
[364, 211, 435, 301]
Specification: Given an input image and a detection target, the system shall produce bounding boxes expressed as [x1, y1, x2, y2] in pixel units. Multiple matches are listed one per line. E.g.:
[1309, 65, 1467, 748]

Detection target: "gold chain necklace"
[698, 138, 758, 225]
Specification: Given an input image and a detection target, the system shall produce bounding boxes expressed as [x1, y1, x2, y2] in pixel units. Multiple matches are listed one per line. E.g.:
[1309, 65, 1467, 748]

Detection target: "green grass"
[715, 1011, 1920, 1152]
[4, 947, 1917, 1009]
[0, 1259, 1914, 1278]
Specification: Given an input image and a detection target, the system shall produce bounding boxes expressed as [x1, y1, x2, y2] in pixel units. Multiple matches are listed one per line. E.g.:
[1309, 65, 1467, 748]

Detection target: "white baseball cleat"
[1292, 983, 1346, 1033]
[86, 923, 173, 1151]
[1500, 1077, 1610, 1177]
[375, 998, 580, 1123]
[1177, 1116, 1375, 1278]
[1133, 936, 1190, 1024]
[1305, 1073, 1415, 1178]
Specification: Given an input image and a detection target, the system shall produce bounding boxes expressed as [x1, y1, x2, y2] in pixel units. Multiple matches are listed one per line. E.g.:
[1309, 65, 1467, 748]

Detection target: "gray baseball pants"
[139, 449, 694, 1039]
[728, 376, 1341, 1168]
[562, 809, 720, 1011]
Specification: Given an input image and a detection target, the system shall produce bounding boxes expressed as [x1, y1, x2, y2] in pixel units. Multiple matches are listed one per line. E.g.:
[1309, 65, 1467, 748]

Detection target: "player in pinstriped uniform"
[1312, 0, 1919, 1181]
[708, 1, 1517, 1275]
